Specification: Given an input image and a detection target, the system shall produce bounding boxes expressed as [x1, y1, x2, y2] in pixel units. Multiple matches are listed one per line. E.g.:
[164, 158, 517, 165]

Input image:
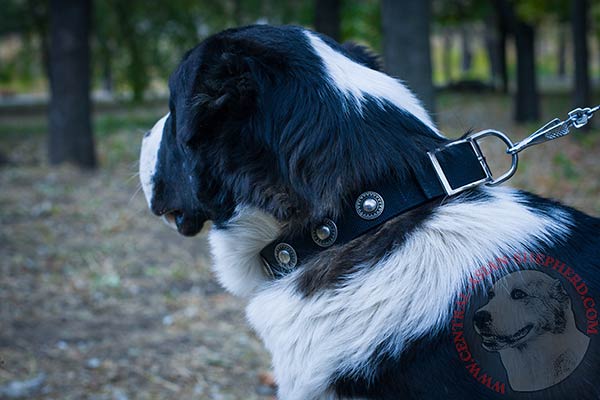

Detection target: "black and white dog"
[139, 25, 600, 399]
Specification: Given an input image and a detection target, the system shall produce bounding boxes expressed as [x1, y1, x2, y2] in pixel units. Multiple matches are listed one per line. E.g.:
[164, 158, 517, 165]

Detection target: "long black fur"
[149, 25, 600, 399]
[152, 25, 446, 234]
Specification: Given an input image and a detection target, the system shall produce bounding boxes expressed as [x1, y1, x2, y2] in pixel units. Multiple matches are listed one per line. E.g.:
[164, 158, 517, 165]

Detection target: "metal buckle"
[427, 130, 519, 196]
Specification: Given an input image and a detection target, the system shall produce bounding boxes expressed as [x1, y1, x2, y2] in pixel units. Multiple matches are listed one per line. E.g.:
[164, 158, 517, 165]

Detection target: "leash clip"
[431, 104, 598, 196]
[507, 105, 599, 154]
[428, 130, 519, 196]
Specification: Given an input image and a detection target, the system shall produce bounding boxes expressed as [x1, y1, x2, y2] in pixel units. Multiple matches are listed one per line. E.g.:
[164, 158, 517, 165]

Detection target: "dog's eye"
[487, 290, 495, 299]
[511, 289, 528, 300]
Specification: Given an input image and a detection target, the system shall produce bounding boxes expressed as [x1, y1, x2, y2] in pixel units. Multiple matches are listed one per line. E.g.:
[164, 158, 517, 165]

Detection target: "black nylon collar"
[259, 141, 488, 279]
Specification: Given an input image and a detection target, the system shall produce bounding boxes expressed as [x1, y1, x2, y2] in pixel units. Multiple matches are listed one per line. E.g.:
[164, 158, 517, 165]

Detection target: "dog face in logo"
[473, 270, 590, 392]
[474, 270, 571, 351]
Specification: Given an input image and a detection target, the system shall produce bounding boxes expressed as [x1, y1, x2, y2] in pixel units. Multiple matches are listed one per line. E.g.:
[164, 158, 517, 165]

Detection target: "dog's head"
[473, 270, 571, 351]
[139, 25, 443, 238]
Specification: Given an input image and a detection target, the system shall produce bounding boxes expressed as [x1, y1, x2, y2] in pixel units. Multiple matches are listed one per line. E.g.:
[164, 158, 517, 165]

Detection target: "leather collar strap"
[259, 141, 488, 279]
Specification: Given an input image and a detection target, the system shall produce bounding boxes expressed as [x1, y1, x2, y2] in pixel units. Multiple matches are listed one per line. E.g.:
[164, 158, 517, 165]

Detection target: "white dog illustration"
[473, 270, 590, 392]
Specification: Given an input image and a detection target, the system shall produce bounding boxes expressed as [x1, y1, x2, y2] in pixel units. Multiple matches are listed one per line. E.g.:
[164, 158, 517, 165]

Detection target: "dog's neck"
[208, 186, 572, 399]
[498, 318, 590, 392]
[260, 140, 489, 280]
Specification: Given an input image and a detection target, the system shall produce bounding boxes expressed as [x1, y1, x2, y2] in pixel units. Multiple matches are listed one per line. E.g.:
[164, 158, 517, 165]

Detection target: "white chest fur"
[233, 188, 571, 399]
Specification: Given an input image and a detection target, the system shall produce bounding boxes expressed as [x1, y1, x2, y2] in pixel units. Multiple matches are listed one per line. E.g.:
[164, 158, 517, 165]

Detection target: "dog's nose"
[473, 310, 492, 328]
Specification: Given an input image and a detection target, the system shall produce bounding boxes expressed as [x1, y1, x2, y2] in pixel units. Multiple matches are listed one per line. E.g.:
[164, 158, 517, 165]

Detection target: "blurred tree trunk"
[460, 26, 472, 74]
[97, 30, 113, 94]
[48, 0, 96, 168]
[233, 0, 242, 26]
[381, 0, 435, 115]
[494, 0, 539, 122]
[497, 5, 509, 93]
[513, 20, 539, 122]
[114, 2, 147, 102]
[442, 29, 453, 84]
[28, 0, 50, 78]
[485, 15, 502, 90]
[101, 57, 113, 94]
[557, 25, 567, 78]
[492, 0, 510, 93]
[314, 0, 340, 41]
[571, 0, 590, 108]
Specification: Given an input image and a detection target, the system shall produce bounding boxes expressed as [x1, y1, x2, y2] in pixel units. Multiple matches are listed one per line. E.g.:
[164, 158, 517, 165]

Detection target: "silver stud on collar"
[311, 218, 338, 247]
[274, 243, 297, 270]
[355, 191, 385, 220]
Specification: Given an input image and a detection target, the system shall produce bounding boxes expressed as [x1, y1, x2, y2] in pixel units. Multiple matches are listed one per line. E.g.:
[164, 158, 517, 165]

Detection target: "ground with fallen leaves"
[0, 92, 598, 399]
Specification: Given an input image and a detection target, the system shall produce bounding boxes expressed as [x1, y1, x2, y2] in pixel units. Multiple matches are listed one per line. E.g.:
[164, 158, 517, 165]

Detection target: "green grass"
[0, 105, 165, 138]
[94, 110, 165, 137]
[0, 118, 47, 137]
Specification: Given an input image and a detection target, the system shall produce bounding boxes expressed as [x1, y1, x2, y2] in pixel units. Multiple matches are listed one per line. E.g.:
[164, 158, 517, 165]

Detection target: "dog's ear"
[189, 52, 257, 137]
[342, 41, 382, 71]
[549, 279, 570, 304]
[185, 32, 286, 141]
